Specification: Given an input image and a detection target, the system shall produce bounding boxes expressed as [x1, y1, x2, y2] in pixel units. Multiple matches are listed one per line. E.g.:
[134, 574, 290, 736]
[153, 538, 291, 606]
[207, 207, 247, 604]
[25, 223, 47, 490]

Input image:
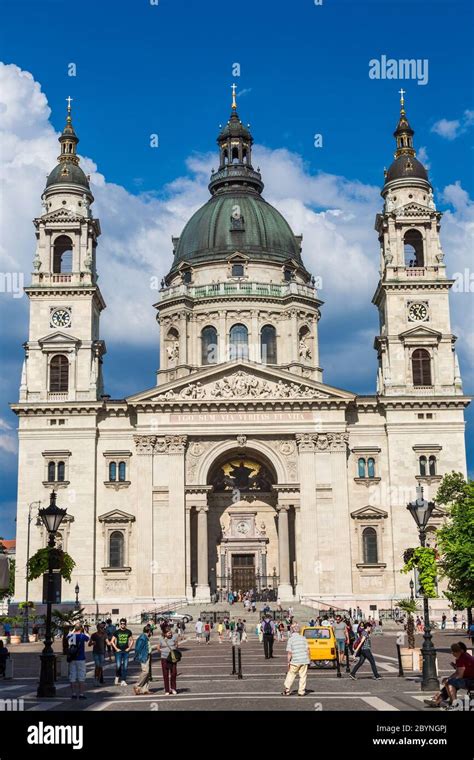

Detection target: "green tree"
[0, 558, 15, 601]
[436, 472, 474, 628]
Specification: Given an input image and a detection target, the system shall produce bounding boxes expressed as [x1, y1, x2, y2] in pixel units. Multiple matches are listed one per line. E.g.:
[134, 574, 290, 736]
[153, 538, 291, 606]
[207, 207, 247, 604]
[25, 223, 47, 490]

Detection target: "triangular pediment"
[351, 505, 388, 520]
[127, 361, 355, 404]
[37, 208, 84, 224]
[38, 331, 81, 346]
[98, 509, 135, 523]
[399, 325, 442, 342]
[395, 202, 434, 218]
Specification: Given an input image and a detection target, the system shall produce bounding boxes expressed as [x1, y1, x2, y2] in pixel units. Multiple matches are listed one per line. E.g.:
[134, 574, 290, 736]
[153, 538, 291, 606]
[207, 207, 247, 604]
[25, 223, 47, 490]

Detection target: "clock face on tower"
[236, 521, 250, 535]
[407, 302, 428, 322]
[50, 308, 71, 328]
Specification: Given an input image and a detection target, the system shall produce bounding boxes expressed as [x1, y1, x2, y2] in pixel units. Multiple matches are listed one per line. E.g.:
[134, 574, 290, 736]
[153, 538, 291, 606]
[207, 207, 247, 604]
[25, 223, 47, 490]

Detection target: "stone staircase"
[176, 601, 319, 627]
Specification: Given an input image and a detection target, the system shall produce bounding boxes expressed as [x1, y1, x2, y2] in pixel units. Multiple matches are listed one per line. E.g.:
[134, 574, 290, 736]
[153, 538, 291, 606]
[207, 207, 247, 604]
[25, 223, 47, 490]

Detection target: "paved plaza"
[1, 617, 472, 713]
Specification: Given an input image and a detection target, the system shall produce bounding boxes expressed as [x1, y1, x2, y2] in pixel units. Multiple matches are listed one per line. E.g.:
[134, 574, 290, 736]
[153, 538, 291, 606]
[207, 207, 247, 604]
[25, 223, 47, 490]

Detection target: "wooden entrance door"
[231, 554, 256, 592]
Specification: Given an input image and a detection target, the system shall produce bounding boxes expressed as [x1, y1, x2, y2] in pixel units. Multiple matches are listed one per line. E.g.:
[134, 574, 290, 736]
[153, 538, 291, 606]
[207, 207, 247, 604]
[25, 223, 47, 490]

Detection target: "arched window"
[363, 527, 378, 564]
[403, 229, 424, 267]
[165, 327, 179, 366]
[201, 326, 218, 365]
[412, 349, 431, 386]
[367, 458, 376, 478]
[57, 461, 65, 482]
[261, 325, 277, 364]
[109, 461, 117, 482]
[118, 461, 126, 482]
[429, 455, 437, 476]
[48, 461, 56, 482]
[358, 458, 366, 478]
[109, 531, 124, 568]
[53, 235, 73, 274]
[229, 323, 248, 361]
[50, 355, 69, 392]
[419, 456, 427, 476]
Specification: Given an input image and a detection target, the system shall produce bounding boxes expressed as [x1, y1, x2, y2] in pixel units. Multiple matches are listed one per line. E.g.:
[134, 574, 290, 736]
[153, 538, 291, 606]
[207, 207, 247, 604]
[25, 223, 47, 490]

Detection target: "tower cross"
[398, 88, 405, 109]
[66, 96, 73, 111]
[231, 83, 237, 109]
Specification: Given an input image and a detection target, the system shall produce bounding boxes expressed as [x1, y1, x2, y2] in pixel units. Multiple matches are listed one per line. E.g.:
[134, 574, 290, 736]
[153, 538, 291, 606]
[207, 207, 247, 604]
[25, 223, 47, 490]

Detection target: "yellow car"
[300, 626, 338, 668]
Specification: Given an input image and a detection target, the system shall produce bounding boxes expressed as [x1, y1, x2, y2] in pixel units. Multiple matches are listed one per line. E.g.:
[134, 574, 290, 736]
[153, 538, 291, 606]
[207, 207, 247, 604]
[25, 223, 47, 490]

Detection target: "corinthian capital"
[133, 435, 157, 455]
[295, 433, 317, 451]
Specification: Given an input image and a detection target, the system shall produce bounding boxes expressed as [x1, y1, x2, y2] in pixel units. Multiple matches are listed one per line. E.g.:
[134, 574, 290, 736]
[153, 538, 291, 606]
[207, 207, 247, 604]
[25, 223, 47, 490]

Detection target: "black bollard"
[237, 646, 243, 679]
[336, 648, 342, 678]
[149, 652, 153, 682]
[344, 644, 351, 673]
[396, 643, 404, 677]
[231, 645, 236, 675]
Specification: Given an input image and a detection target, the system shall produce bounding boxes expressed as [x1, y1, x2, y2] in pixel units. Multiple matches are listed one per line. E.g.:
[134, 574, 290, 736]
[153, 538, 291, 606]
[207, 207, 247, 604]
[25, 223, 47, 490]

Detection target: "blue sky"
[0, 0, 473, 537]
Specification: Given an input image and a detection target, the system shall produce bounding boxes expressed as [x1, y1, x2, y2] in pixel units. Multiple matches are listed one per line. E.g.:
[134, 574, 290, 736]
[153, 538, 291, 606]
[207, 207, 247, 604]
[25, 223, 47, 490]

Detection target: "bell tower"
[373, 92, 463, 397]
[21, 99, 106, 403]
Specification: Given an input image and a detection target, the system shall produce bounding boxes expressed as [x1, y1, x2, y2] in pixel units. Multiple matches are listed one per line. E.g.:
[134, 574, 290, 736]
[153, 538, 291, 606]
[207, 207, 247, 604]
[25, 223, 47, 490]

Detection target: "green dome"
[172, 191, 303, 272]
[45, 161, 90, 190]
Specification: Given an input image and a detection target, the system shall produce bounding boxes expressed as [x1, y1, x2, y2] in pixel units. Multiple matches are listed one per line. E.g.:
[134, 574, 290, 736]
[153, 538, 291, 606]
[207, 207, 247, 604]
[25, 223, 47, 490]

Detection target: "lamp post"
[410, 578, 415, 602]
[37, 491, 67, 698]
[407, 485, 439, 691]
[21, 501, 42, 643]
[74, 583, 80, 611]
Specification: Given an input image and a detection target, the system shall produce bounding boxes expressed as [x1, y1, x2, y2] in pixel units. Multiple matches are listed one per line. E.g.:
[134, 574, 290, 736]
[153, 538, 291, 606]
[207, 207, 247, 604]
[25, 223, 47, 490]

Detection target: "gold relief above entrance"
[212, 458, 273, 492]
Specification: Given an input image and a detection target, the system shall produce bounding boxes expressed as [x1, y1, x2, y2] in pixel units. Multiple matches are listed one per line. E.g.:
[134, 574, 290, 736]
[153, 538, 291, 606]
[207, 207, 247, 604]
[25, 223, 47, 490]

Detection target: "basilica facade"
[13, 93, 469, 616]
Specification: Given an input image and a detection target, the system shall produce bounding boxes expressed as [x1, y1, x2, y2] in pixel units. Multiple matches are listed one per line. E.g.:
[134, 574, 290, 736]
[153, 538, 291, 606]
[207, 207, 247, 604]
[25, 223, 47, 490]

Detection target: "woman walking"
[156, 627, 181, 696]
[349, 623, 382, 680]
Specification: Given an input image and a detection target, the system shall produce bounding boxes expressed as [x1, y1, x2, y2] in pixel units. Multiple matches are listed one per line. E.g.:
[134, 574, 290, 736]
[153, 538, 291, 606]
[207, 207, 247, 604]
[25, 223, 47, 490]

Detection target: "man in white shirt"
[282, 624, 310, 697]
[195, 619, 204, 642]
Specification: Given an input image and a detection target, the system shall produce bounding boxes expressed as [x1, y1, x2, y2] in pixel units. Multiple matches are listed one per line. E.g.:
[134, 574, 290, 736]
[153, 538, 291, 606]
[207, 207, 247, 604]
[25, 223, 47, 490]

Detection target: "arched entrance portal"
[187, 448, 297, 601]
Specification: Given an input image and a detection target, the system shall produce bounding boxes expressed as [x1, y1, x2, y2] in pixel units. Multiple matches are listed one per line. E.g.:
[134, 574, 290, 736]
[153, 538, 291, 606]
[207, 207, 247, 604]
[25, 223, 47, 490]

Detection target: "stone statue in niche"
[299, 336, 311, 360]
[167, 341, 179, 362]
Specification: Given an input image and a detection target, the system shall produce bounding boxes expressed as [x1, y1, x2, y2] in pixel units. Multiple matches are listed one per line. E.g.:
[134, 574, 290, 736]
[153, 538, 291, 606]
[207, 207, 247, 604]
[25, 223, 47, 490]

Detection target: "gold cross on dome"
[231, 83, 237, 109]
[398, 88, 405, 110]
[66, 96, 73, 112]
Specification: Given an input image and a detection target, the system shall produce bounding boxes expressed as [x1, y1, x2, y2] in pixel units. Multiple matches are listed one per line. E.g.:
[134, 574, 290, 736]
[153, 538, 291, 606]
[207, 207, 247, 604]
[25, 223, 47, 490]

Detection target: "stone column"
[290, 309, 298, 363]
[185, 505, 193, 599]
[329, 433, 353, 598]
[276, 504, 293, 600]
[218, 310, 226, 363]
[294, 507, 302, 597]
[296, 434, 319, 599]
[165, 435, 188, 598]
[133, 435, 157, 601]
[195, 505, 210, 601]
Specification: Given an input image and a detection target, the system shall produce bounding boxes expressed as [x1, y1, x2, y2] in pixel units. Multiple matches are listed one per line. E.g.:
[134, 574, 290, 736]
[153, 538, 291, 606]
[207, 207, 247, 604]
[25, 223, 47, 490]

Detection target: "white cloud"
[417, 146, 430, 170]
[431, 109, 474, 140]
[0, 417, 16, 455]
[0, 61, 472, 402]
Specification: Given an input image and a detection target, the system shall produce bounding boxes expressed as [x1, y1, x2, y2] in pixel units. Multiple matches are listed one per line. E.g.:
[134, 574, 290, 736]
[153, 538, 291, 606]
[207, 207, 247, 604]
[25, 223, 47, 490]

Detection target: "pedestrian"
[88, 622, 107, 685]
[453, 615, 458, 630]
[350, 623, 381, 680]
[67, 622, 90, 699]
[468, 621, 474, 645]
[281, 623, 310, 697]
[111, 618, 134, 686]
[321, 615, 330, 627]
[195, 618, 203, 642]
[217, 621, 224, 643]
[333, 614, 349, 661]
[3, 621, 11, 645]
[204, 621, 211, 644]
[309, 618, 316, 628]
[105, 618, 116, 661]
[441, 614, 447, 630]
[256, 621, 263, 643]
[424, 643, 474, 709]
[229, 619, 235, 640]
[236, 618, 244, 641]
[133, 625, 153, 695]
[262, 615, 275, 659]
[156, 627, 181, 696]
[0, 640, 10, 678]
[242, 620, 248, 642]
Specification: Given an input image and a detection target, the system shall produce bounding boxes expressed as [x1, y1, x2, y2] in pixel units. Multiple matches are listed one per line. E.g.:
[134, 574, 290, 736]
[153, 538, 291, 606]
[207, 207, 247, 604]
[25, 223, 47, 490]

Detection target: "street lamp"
[407, 485, 439, 691]
[37, 491, 67, 698]
[74, 583, 80, 611]
[22, 501, 42, 643]
[409, 579, 415, 601]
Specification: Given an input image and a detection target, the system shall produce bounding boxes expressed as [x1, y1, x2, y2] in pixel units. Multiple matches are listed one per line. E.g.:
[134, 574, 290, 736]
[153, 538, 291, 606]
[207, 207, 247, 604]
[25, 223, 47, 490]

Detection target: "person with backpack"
[133, 625, 153, 695]
[262, 615, 275, 659]
[67, 622, 90, 699]
[349, 622, 381, 680]
[204, 621, 211, 644]
[236, 619, 244, 641]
